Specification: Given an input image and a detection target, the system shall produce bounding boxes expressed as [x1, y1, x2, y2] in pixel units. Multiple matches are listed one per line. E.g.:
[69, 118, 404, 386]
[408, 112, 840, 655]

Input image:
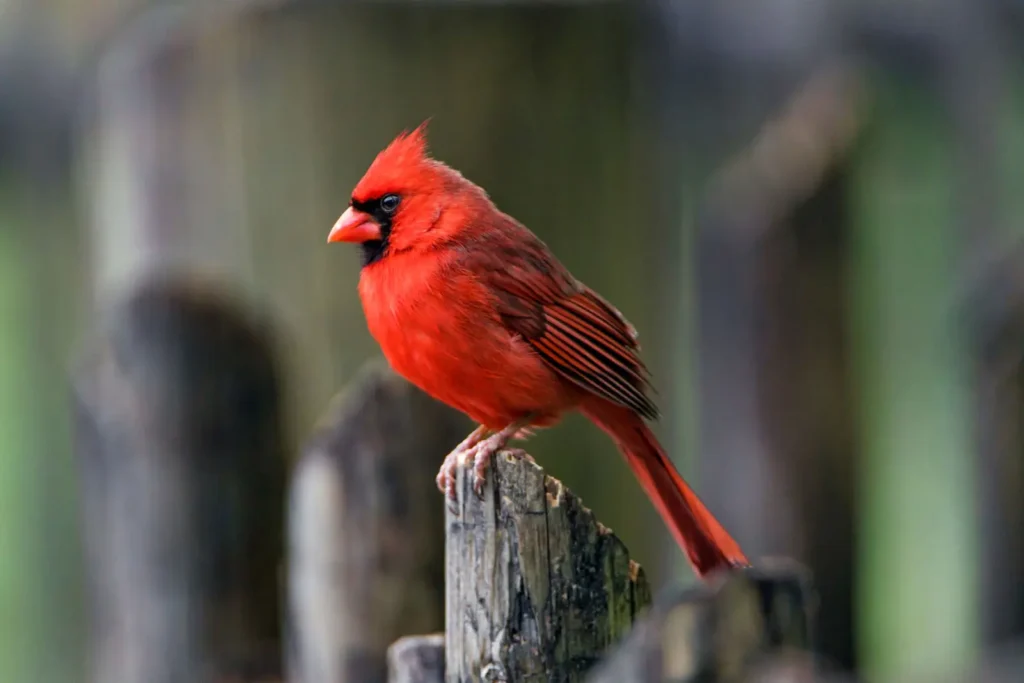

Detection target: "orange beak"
[327, 206, 381, 244]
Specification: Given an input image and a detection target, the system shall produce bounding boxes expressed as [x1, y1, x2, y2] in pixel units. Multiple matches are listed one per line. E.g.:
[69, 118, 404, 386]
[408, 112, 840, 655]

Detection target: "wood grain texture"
[287, 363, 468, 683]
[445, 451, 651, 683]
[587, 561, 814, 683]
[73, 275, 287, 683]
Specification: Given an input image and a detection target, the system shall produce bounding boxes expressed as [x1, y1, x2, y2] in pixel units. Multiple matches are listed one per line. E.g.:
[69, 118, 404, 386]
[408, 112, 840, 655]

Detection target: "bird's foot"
[436, 451, 461, 513]
[439, 418, 534, 510]
[466, 446, 537, 499]
[512, 427, 535, 440]
[436, 425, 489, 511]
[467, 442, 499, 500]
[466, 421, 530, 499]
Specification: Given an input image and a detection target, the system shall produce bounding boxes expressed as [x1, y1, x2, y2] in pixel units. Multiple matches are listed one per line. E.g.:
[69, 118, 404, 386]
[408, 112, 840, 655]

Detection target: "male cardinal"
[327, 124, 748, 578]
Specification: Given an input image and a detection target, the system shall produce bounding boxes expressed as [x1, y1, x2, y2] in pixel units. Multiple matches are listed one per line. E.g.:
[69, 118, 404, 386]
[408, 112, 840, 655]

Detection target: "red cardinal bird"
[327, 124, 748, 578]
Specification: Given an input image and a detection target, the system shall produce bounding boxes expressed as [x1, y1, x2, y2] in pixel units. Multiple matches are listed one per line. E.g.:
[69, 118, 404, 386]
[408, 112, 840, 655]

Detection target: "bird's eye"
[380, 194, 400, 214]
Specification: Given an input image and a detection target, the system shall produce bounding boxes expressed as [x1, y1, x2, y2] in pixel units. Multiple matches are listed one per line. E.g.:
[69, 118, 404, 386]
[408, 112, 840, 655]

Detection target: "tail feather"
[581, 398, 749, 578]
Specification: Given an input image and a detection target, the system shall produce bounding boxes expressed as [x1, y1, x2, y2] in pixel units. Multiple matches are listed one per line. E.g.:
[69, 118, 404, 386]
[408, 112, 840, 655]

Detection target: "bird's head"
[328, 122, 471, 266]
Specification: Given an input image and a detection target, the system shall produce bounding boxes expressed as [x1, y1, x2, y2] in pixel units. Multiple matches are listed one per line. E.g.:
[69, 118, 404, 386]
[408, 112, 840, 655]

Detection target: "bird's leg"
[512, 426, 536, 440]
[436, 424, 490, 502]
[467, 417, 535, 498]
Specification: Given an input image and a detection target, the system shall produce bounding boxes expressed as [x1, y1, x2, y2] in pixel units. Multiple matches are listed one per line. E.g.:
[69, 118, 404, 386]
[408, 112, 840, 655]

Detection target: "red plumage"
[328, 124, 748, 579]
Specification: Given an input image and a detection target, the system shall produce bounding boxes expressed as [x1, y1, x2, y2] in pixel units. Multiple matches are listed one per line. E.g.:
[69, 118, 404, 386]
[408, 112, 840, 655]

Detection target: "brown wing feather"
[457, 219, 659, 420]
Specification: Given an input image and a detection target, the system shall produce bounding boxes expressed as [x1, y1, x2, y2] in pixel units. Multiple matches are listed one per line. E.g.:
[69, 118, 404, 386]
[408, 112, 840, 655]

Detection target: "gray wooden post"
[288, 364, 468, 683]
[74, 275, 287, 683]
[445, 451, 652, 683]
[388, 635, 445, 683]
[588, 561, 815, 683]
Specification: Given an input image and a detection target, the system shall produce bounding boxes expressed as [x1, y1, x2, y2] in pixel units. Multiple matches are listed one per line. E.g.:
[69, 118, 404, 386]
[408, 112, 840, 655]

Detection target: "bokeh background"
[2, 0, 1023, 681]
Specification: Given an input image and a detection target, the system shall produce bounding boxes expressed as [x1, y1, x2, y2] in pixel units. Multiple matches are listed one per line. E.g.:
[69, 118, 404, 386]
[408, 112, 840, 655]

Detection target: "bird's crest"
[351, 121, 436, 203]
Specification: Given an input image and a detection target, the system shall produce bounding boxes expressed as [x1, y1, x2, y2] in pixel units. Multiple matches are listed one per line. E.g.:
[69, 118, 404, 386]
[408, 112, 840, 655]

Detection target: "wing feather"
[457, 221, 658, 420]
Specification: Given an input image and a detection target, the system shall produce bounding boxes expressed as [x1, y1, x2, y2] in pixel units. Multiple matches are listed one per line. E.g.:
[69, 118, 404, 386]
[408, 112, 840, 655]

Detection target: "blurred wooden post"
[587, 562, 815, 683]
[691, 63, 864, 670]
[964, 247, 1024, 642]
[941, 0, 1023, 643]
[387, 635, 445, 683]
[73, 275, 287, 683]
[287, 364, 468, 683]
[445, 452, 652, 683]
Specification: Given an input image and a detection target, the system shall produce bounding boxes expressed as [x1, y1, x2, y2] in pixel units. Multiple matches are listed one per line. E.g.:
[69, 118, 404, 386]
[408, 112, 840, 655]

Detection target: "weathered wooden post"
[444, 452, 652, 683]
[288, 363, 468, 683]
[73, 275, 287, 683]
[387, 437, 816, 683]
[587, 561, 815, 683]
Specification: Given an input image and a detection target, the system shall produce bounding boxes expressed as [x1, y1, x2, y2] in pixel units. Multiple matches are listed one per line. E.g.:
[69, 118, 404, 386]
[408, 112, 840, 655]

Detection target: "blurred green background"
[2, 0, 1023, 681]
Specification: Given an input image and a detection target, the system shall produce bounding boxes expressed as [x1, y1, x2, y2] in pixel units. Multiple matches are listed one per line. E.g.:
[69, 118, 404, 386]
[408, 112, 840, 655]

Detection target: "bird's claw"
[438, 419, 532, 510]
[435, 447, 490, 509]
[512, 427, 535, 440]
[469, 446, 538, 498]
[436, 450, 461, 514]
[471, 444, 491, 500]
[437, 425, 490, 514]
[466, 430, 513, 499]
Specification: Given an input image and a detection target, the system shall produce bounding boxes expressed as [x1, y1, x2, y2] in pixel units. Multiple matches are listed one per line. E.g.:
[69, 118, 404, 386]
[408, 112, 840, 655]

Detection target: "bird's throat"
[360, 239, 387, 266]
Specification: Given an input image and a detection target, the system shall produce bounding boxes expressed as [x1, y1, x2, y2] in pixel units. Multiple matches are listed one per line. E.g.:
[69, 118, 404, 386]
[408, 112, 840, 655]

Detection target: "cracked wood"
[445, 451, 651, 683]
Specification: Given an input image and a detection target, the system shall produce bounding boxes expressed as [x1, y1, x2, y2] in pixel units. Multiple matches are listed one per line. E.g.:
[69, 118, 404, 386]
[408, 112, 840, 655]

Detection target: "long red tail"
[580, 397, 749, 579]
